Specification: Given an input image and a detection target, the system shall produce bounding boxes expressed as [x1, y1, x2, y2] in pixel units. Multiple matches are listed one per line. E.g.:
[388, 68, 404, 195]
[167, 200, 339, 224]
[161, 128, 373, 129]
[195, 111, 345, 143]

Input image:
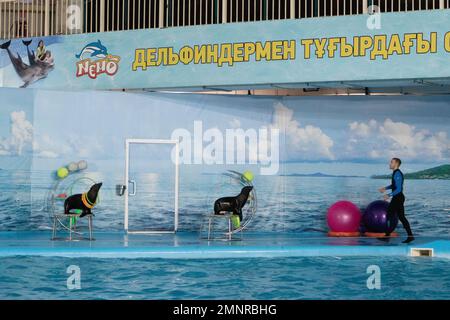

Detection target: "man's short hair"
[392, 158, 402, 166]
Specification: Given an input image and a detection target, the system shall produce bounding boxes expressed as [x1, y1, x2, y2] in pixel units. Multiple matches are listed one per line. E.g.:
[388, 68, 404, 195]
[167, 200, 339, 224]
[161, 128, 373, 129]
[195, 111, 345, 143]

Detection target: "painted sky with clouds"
[0, 89, 449, 171]
[281, 96, 450, 163]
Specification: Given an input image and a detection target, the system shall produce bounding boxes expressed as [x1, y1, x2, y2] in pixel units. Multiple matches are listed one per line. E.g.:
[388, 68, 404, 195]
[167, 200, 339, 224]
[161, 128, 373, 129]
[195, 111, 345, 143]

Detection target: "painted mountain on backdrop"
[280, 172, 364, 178]
[372, 164, 450, 180]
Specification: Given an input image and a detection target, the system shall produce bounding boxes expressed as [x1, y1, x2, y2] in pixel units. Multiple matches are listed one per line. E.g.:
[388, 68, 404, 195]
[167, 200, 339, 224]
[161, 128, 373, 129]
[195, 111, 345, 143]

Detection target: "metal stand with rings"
[51, 213, 94, 241]
[45, 171, 98, 241]
[203, 170, 257, 241]
[206, 213, 243, 241]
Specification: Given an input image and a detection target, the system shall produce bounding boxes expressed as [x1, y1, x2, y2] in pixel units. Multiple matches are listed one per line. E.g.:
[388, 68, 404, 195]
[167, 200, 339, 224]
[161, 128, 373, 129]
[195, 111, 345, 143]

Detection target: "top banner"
[0, 10, 449, 90]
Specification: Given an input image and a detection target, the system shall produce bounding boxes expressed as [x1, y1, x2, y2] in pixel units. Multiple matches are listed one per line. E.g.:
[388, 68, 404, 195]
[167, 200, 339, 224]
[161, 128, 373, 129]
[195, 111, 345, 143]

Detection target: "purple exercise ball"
[327, 200, 362, 232]
[363, 200, 398, 233]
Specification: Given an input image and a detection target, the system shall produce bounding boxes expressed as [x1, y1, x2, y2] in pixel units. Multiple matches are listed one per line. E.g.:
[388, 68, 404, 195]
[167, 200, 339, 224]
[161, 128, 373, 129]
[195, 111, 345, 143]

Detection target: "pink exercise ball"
[327, 200, 361, 232]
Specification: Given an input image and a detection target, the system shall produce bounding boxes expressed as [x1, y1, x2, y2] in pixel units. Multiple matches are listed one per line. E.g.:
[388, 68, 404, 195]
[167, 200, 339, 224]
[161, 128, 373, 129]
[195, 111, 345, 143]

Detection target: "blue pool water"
[1, 255, 450, 299]
[2, 167, 450, 299]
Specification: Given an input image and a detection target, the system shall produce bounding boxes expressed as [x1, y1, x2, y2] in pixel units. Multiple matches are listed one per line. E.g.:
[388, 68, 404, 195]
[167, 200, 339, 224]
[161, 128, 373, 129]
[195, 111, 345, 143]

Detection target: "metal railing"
[1, 0, 449, 39]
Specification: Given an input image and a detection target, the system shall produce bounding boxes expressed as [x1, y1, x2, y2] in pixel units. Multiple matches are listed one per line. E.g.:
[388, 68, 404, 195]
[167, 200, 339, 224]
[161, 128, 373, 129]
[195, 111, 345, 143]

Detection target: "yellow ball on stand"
[242, 170, 254, 182]
[56, 167, 69, 179]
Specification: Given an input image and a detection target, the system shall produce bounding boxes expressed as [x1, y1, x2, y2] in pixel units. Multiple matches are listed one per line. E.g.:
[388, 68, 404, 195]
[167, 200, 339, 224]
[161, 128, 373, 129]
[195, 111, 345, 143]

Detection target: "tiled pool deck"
[1, 231, 449, 259]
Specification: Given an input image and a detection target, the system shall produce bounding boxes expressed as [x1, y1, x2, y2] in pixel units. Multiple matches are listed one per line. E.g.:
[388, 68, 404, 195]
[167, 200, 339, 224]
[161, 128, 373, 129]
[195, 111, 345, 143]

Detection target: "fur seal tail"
[0, 40, 11, 50]
[22, 40, 32, 47]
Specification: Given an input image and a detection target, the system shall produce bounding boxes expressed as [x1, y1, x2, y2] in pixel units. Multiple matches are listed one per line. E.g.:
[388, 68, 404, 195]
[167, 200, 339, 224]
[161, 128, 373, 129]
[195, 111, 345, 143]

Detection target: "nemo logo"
[75, 40, 120, 79]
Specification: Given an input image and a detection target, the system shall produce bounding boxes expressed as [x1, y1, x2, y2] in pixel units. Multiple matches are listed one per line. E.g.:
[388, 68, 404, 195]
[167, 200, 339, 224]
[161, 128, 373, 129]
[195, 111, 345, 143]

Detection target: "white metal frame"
[124, 138, 179, 234]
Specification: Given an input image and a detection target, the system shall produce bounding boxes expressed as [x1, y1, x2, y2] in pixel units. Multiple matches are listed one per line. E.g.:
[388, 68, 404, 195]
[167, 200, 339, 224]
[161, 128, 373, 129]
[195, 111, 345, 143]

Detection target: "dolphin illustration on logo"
[75, 40, 120, 79]
[75, 40, 108, 60]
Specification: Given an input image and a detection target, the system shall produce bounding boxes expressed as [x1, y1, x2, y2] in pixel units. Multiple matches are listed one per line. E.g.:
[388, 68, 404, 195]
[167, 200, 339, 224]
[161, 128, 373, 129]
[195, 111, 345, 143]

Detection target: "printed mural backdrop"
[0, 88, 449, 236]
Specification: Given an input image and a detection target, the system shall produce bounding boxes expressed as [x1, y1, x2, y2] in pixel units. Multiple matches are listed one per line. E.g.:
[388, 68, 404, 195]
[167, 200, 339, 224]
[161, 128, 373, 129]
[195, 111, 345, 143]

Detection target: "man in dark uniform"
[378, 158, 414, 243]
